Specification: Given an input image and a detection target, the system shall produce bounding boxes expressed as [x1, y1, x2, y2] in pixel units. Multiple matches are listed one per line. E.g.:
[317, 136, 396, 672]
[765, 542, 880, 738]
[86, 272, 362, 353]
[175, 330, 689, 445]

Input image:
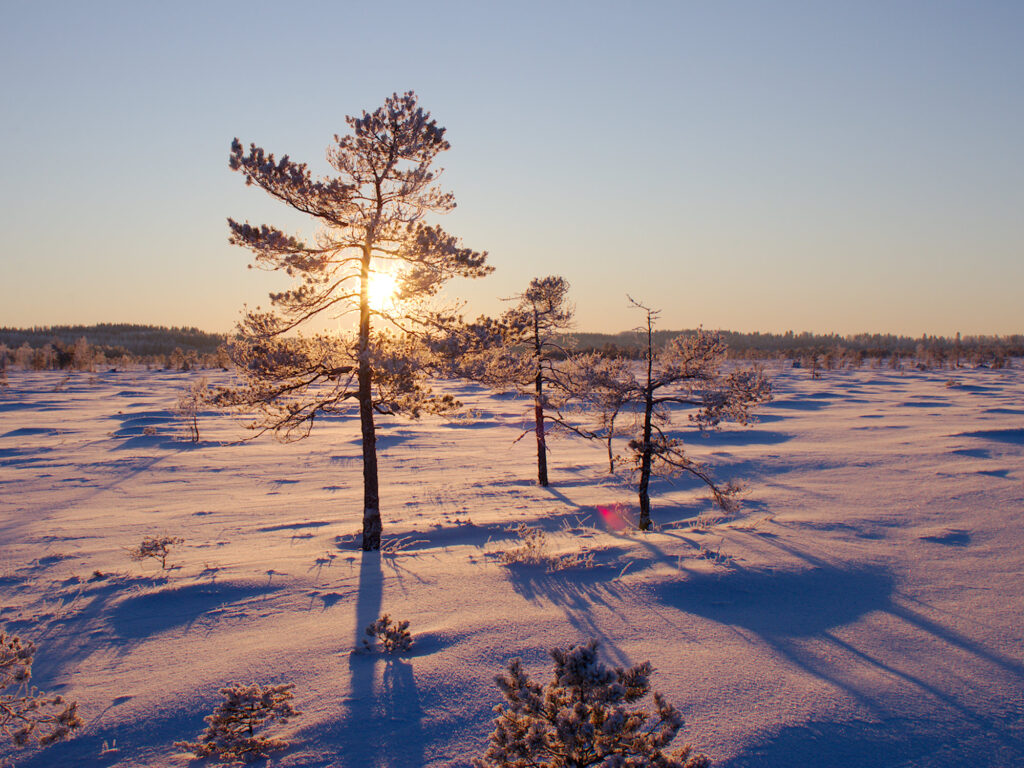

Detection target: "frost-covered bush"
[474, 640, 709, 768]
[363, 614, 413, 653]
[1, 630, 82, 748]
[174, 683, 299, 762]
[499, 523, 550, 566]
[127, 535, 183, 570]
[176, 376, 209, 442]
[500, 524, 595, 572]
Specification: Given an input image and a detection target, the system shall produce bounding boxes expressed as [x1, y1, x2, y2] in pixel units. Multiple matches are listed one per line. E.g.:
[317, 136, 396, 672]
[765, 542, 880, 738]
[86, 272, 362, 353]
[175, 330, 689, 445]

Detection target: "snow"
[1, 364, 1022, 766]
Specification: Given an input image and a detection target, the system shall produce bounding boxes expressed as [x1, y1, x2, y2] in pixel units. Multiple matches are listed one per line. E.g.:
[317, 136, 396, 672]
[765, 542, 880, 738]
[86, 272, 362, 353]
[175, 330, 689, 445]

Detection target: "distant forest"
[0, 324, 228, 371]
[0, 323, 1020, 371]
[0, 324, 225, 356]
[570, 329, 1024, 364]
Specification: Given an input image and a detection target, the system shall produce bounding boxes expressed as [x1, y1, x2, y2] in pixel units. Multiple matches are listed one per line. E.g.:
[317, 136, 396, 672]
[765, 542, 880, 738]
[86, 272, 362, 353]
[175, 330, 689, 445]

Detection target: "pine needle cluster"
[363, 614, 413, 653]
[175, 683, 299, 762]
[1, 630, 82, 748]
[475, 640, 709, 768]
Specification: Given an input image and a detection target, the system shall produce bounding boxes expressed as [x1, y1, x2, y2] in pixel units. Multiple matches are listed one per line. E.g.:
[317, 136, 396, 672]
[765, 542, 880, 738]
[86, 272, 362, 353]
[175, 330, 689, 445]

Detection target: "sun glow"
[367, 270, 399, 312]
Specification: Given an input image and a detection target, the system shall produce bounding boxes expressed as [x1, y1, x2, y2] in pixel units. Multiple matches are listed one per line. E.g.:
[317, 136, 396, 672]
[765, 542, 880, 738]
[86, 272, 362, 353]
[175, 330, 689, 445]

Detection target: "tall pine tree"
[219, 92, 491, 550]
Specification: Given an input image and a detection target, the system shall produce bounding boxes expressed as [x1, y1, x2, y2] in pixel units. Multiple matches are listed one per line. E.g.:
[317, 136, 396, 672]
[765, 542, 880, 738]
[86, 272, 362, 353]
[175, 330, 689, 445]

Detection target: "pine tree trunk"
[638, 312, 655, 530]
[534, 371, 548, 487]
[533, 319, 548, 487]
[637, 394, 654, 530]
[358, 247, 381, 551]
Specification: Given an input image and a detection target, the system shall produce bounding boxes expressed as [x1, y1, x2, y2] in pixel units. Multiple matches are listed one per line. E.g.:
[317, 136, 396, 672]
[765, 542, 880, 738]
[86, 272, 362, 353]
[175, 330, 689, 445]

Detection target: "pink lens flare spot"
[597, 503, 634, 532]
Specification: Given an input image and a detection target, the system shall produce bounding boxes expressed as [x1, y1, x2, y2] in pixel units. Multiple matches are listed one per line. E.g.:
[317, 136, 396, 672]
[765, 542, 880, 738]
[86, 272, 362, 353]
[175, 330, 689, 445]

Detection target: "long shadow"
[542, 485, 586, 509]
[680, 534, 1024, 766]
[955, 428, 1024, 445]
[27, 577, 278, 685]
[503, 565, 633, 667]
[330, 553, 426, 768]
[676, 429, 792, 447]
[890, 600, 1024, 679]
[650, 563, 894, 638]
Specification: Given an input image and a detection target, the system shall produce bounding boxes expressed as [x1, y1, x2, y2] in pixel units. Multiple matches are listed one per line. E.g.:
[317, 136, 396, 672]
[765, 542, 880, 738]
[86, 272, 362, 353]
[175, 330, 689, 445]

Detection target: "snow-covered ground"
[1, 364, 1022, 767]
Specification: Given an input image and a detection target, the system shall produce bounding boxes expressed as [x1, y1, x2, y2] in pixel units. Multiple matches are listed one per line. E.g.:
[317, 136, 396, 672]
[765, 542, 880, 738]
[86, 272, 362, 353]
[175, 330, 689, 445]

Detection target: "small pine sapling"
[363, 614, 413, 653]
[127, 535, 184, 570]
[1, 630, 83, 748]
[175, 683, 299, 762]
[474, 639, 709, 768]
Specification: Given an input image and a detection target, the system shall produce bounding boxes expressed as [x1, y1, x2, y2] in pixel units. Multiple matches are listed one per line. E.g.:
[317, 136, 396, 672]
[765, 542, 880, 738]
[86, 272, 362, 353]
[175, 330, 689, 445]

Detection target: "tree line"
[0, 324, 227, 371]
[4, 322, 1019, 373]
[571, 329, 1023, 366]
[3, 324, 1018, 373]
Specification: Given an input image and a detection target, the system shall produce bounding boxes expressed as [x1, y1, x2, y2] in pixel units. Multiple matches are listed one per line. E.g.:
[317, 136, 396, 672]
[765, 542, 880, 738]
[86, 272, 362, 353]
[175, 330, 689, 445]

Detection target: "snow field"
[1, 365, 1022, 766]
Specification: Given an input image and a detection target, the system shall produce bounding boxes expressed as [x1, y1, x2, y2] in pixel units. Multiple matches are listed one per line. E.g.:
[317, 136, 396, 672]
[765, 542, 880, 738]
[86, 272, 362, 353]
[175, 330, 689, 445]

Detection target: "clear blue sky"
[2, 1, 1021, 336]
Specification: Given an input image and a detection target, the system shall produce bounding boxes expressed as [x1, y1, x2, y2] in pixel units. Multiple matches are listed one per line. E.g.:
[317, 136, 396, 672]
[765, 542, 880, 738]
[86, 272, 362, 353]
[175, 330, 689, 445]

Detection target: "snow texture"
[0, 364, 1022, 766]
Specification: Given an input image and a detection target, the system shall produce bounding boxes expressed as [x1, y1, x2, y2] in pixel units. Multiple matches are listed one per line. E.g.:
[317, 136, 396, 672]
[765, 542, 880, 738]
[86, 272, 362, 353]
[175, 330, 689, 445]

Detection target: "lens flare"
[597, 503, 634, 532]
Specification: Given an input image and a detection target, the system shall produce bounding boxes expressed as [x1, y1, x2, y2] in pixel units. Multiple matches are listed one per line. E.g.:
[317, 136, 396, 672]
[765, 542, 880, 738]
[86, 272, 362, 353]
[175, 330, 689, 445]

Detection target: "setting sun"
[367, 270, 399, 311]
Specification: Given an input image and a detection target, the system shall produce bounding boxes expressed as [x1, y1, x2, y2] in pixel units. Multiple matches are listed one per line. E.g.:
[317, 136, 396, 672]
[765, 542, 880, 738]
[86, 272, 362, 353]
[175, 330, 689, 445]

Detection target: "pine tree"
[1, 630, 82, 748]
[218, 92, 491, 550]
[474, 640, 710, 768]
[498, 276, 575, 486]
[557, 301, 770, 529]
[175, 683, 299, 761]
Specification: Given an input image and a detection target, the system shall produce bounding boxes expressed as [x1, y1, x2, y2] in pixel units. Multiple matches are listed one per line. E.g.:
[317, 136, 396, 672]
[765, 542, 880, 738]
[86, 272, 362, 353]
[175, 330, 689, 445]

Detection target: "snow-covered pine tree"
[474, 639, 709, 768]
[465, 276, 574, 486]
[629, 300, 771, 529]
[175, 683, 299, 761]
[644, 303, 769, 528]
[592, 300, 771, 530]
[1, 630, 82, 748]
[218, 92, 492, 550]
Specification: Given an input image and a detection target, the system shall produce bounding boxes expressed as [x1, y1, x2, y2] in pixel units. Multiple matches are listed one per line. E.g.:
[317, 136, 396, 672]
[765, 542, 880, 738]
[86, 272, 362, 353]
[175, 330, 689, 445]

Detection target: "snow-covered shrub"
[127, 535, 183, 570]
[363, 614, 413, 653]
[1, 630, 82, 748]
[499, 524, 594, 572]
[174, 683, 299, 762]
[474, 639, 709, 768]
[499, 523, 550, 566]
[176, 376, 209, 442]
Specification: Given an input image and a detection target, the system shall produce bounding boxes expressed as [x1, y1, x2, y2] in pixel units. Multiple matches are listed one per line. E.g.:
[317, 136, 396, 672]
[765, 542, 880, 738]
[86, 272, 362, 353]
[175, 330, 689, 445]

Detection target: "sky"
[1, 1, 1022, 337]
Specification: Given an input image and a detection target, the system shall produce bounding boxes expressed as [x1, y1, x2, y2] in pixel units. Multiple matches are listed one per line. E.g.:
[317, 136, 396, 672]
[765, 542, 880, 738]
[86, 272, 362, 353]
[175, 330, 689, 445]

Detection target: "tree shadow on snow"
[721, 715, 1014, 768]
[691, 535, 1024, 766]
[327, 552, 426, 768]
[503, 565, 634, 667]
[954, 428, 1024, 445]
[109, 581, 279, 640]
[650, 562, 893, 638]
